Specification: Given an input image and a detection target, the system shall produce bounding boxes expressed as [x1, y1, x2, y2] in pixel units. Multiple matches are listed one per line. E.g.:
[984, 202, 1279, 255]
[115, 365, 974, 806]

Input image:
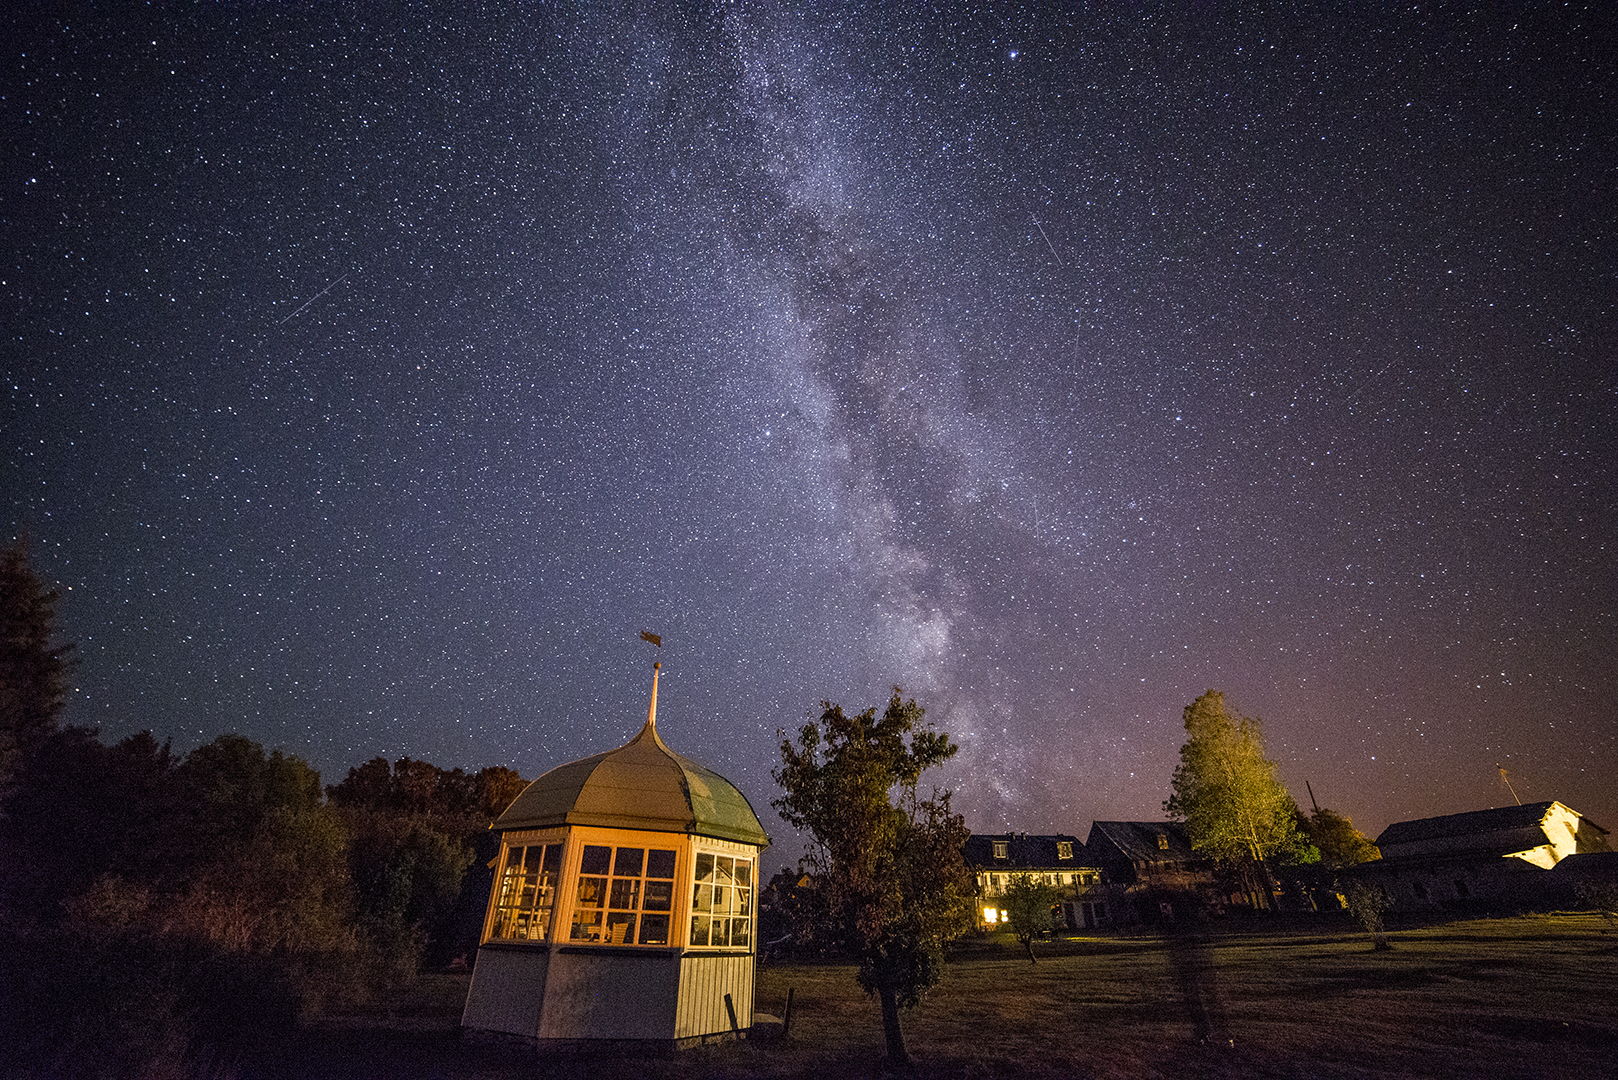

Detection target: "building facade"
[1350, 801, 1610, 912]
[461, 663, 770, 1048]
[964, 833, 1107, 930]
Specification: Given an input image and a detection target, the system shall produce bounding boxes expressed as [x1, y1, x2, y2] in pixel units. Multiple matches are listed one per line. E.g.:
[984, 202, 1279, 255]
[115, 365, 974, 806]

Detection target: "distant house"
[1085, 821, 1224, 921]
[963, 833, 1106, 930]
[1355, 801, 1610, 912]
[1085, 821, 1209, 886]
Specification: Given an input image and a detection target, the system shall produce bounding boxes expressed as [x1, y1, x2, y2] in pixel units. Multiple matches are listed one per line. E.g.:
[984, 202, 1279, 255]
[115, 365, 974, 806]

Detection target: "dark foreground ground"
[126, 914, 1618, 1079]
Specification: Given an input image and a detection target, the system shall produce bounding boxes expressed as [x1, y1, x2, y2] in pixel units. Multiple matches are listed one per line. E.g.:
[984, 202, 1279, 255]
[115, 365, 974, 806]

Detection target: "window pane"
[643, 879, 673, 911]
[694, 853, 715, 883]
[613, 847, 644, 877]
[609, 877, 641, 911]
[690, 915, 710, 947]
[580, 845, 612, 876]
[692, 882, 713, 913]
[646, 849, 676, 879]
[570, 909, 604, 941]
[734, 861, 751, 888]
[577, 876, 607, 908]
[638, 913, 670, 945]
[711, 917, 730, 947]
[715, 857, 734, 887]
[489, 843, 567, 943]
[730, 916, 750, 948]
[605, 914, 636, 945]
[737, 885, 752, 916]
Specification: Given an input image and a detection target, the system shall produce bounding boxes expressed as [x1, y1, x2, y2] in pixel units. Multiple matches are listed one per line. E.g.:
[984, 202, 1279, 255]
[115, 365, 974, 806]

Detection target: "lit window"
[983, 906, 999, 924]
[1057, 842, 1072, 860]
[1156, 833, 1169, 850]
[690, 852, 753, 949]
[490, 842, 564, 942]
[569, 845, 679, 945]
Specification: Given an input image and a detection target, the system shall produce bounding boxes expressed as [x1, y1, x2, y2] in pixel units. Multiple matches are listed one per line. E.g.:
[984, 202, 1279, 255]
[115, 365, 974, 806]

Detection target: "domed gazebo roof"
[494, 664, 770, 848]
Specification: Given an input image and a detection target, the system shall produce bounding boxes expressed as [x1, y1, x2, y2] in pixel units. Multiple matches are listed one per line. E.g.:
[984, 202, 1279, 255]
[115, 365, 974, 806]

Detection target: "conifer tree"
[0, 541, 75, 790]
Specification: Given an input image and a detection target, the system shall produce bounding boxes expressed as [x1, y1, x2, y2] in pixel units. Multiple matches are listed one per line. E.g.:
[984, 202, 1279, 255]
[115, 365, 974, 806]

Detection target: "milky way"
[4, 6, 1614, 868]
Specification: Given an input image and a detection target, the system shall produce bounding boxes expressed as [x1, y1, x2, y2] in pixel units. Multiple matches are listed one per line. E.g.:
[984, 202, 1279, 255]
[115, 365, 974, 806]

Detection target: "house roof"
[1373, 801, 1603, 864]
[1086, 821, 1199, 864]
[1374, 802, 1559, 848]
[494, 665, 770, 847]
[964, 833, 1093, 870]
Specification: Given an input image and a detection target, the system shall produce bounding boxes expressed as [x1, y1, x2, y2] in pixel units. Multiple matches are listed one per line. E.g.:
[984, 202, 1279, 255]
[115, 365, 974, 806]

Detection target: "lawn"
[224, 914, 1617, 1079]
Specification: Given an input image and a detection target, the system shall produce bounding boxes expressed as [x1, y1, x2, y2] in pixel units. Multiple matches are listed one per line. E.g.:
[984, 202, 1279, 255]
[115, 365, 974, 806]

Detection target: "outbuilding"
[461, 662, 770, 1048]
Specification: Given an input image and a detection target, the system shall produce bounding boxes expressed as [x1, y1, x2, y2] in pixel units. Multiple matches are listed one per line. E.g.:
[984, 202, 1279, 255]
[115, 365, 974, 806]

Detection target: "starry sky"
[4, 5, 1614, 870]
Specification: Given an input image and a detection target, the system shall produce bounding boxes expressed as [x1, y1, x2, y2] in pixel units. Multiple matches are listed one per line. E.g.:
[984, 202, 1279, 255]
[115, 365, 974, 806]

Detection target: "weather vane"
[1496, 763, 1521, 806]
[640, 630, 662, 667]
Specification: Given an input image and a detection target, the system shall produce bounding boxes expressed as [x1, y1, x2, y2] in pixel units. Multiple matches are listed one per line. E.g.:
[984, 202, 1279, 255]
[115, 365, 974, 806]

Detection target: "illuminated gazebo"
[461, 660, 771, 1048]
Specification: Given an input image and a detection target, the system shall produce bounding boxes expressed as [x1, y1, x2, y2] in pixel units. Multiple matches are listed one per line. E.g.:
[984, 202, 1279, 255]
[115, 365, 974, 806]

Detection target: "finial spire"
[646, 658, 661, 730]
[640, 631, 663, 732]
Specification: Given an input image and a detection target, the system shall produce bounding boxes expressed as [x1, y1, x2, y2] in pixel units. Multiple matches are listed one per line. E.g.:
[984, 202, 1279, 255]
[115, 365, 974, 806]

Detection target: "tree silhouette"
[1002, 872, 1060, 963]
[0, 540, 75, 793]
[773, 690, 972, 1064]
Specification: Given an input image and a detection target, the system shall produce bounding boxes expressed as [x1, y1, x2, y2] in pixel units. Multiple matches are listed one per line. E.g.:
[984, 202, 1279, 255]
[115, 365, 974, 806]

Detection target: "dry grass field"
[226, 914, 1616, 1079]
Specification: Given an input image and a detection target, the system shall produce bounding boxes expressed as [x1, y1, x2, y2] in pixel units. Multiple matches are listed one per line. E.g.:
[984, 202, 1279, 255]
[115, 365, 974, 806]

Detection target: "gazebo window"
[690, 853, 753, 949]
[490, 842, 564, 942]
[570, 844, 679, 945]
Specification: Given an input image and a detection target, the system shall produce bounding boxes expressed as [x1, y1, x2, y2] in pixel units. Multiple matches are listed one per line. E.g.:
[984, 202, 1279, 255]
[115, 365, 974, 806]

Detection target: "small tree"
[1344, 882, 1392, 950]
[773, 690, 973, 1064]
[1001, 873, 1060, 963]
[1165, 690, 1311, 907]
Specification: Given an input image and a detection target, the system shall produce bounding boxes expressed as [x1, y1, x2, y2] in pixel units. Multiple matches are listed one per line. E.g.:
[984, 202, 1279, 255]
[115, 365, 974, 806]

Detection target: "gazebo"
[461, 661, 771, 1048]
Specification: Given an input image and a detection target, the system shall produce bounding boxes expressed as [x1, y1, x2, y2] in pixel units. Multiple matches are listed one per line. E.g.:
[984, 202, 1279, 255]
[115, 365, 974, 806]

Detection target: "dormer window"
[1057, 842, 1073, 860]
[993, 841, 1009, 859]
[1156, 833, 1169, 851]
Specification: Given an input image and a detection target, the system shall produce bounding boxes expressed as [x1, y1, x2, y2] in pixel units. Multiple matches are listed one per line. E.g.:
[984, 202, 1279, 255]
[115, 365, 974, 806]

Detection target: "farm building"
[461, 662, 770, 1048]
[1085, 821, 1230, 921]
[1352, 801, 1610, 912]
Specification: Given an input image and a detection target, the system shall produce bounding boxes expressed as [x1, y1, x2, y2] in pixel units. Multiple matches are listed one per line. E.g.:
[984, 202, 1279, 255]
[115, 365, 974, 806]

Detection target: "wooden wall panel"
[674, 954, 754, 1039]
[461, 947, 550, 1037]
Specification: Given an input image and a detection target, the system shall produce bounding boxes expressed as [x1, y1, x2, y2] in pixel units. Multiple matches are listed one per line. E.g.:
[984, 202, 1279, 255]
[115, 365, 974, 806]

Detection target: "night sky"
[5, 6, 1614, 870]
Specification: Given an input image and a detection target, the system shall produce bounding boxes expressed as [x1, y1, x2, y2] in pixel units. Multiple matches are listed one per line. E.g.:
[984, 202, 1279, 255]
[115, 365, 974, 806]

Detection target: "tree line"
[4, 537, 1386, 1072]
[0, 541, 527, 1076]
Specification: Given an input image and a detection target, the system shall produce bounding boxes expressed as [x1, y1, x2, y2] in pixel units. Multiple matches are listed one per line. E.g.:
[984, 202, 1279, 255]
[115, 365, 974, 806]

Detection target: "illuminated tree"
[1300, 808, 1381, 868]
[773, 690, 973, 1064]
[1001, 872, 1060, 963]
[1164, 690, 1311, 905]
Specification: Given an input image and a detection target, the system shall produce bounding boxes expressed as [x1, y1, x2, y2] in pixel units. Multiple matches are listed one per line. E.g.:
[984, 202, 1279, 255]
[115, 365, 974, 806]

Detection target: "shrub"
[1344, 883, 1392, 950]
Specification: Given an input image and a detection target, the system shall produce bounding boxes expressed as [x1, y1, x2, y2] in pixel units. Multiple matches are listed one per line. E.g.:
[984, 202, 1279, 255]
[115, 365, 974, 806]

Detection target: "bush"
[1344, 883, 1392, 950]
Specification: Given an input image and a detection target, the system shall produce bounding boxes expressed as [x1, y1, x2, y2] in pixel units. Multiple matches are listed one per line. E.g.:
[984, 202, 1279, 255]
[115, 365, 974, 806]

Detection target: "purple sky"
[5, 6, 1613, 872]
